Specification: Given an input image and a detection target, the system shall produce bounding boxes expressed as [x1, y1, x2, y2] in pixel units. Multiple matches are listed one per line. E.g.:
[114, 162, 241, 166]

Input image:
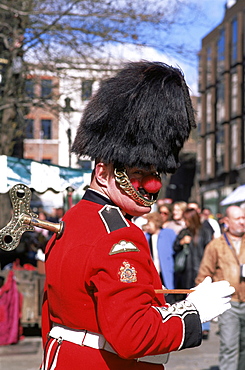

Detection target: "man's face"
[201, 209, 211, 222]
[225, 207, 245, 237]
[106, 165, 158, 217]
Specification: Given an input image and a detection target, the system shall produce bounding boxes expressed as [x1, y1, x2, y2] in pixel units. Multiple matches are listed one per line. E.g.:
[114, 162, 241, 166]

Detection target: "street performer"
[41, 61, 234, 369]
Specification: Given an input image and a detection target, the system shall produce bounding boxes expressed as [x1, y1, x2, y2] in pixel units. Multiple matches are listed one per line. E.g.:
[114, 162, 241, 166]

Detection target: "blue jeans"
[218, 301, 245, 370]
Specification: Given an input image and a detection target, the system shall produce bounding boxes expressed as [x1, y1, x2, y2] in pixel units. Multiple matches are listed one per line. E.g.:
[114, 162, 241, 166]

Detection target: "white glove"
[186, 276, 235, 323]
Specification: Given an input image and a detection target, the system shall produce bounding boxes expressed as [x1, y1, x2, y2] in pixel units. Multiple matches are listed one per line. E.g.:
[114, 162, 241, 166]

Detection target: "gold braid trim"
[114, 168, 156, 207]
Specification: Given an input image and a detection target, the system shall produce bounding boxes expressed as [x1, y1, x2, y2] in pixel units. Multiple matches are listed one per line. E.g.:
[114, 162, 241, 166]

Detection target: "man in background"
[201, 207, 221, 239]
[196, 205, 245, 370]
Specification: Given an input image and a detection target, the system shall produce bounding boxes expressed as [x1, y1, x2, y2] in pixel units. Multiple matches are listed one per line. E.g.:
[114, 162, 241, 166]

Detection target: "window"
[206, 46, 212, 86]
[231, 71, 238, 116]
[216, 79, 225, 123]
[41, 119, 52, 139]
[217, 28, 225, 76]
[231, 121, 238, 168]
[81, 80, 93, 101]
[41, 79, 52, 99]
[216, 125, 224, 173]
[206, 91, 212, 132]
[25, 119, 34, 138]
[25, 79, 35, 98]
[231, 18, 238, 64]
[42, 158, 52, 164]
[206, 136, 212, 176]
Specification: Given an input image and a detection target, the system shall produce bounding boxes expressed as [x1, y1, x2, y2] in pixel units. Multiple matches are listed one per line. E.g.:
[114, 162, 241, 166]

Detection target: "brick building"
[197, 0, 245, 213]
[23, 63, 118, 168]
[24, 73, 60, 164]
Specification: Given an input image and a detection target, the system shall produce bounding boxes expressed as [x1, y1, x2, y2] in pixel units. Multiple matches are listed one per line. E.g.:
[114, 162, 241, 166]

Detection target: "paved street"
[0, 322, 220, 369]
[166, 321, 220, 370]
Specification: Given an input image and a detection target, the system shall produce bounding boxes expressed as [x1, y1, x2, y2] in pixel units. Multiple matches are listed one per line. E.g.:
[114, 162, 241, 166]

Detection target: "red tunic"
[42, 190, 201, 369]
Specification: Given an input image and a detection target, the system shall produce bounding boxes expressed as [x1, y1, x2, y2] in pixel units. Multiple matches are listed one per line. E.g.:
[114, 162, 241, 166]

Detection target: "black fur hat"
[71, 61, 196, 173]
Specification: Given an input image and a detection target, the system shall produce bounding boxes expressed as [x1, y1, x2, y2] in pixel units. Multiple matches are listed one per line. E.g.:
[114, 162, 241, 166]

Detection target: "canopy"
[220, 185, 245, 206]
[0, 155, 92, 194]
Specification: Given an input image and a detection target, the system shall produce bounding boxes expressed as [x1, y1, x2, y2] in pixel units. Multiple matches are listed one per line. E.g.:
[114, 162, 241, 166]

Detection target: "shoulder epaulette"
[99, 205, 129, 233]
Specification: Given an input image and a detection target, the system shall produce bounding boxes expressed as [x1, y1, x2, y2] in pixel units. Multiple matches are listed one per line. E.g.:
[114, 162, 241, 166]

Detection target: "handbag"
[174, 244, 190, 273]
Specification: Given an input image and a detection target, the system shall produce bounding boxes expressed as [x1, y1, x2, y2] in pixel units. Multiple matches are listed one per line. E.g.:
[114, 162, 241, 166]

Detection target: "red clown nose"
[141, 175, 162, 194]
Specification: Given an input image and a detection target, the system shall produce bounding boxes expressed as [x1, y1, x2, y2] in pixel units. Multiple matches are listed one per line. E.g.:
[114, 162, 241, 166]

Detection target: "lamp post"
[67, 127, 71, 167]
[63, 97, 74, 208]
[63, 97, 74, 168]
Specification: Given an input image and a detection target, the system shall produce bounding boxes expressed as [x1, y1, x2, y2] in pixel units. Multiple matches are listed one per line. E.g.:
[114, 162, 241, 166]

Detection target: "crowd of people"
[134, 199, 245, 370]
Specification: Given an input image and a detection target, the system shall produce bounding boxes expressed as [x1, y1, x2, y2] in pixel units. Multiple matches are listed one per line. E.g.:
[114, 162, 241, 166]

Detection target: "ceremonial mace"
[0, 184, 192, 295]
[0, 183, 64, 252]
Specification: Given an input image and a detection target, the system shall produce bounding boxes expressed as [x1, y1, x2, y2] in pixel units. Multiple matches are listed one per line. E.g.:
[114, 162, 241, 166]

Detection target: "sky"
[107, 0, 229, 95]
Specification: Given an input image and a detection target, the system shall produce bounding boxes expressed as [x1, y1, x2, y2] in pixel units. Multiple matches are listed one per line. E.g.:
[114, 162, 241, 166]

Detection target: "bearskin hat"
[71, 61, 196, 173]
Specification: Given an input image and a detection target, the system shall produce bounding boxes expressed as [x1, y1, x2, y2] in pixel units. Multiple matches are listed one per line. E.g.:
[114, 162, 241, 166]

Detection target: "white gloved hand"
[186, 276, 235, 323]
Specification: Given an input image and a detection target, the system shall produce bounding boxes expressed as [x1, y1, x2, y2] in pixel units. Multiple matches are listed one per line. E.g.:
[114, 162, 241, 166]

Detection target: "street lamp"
[63, 97, 74, 167]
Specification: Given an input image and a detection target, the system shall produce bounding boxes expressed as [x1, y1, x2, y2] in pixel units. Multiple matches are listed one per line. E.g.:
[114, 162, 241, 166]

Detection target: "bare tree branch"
[0, 0, 201, 157]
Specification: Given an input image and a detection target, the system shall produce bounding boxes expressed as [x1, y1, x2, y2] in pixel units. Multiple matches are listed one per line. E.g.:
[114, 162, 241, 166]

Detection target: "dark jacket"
[173, 226, 213, 289]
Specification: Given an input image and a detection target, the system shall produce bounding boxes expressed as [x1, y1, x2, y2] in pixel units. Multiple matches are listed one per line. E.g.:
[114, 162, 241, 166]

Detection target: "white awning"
[0, 155, 92, 194]
[220, 185, 245, 206]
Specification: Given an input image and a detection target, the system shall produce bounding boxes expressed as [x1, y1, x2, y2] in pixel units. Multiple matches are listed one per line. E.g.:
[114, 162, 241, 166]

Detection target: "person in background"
[47, 207, 65, 224]
[34, 210, 50, 269]
[158, 203, 172, 228]
[187, 202, 218, 339]
[46, 207, 65, 238]
[196, 205, 245, 370]
[144, 212, 176, 303]
[201, 207, 221, 239]
[173, 208, 213, 301]
[165, 201, 187, 235]
[188, 201, 215, 239]
[216, 212, 226, 233]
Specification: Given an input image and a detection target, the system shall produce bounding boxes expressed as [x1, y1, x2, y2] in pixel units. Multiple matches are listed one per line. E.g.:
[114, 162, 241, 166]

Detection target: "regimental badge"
[119, 261, 137, 283]
[109, 240, 139, 255]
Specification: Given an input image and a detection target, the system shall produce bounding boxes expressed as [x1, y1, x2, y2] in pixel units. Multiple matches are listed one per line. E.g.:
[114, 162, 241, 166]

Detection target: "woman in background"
[158, 203, 172, 228]
[173, 208, 213, 338]
[144, 212, 176, 303]
[165, 201, 187, 235]
[173, 208, 213, 289]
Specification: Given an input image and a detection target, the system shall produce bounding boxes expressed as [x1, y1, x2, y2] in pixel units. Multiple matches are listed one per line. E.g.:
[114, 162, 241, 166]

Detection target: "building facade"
[23, 63, 119, 169]
[24, 72, 60, 164]
[198, 0, 245, 213]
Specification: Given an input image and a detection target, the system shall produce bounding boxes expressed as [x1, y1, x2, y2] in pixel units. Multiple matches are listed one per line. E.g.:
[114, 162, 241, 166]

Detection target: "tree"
[0, 0, 200, 157]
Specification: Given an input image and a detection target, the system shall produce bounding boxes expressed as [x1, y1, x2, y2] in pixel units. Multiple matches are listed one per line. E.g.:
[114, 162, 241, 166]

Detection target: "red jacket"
[42, 190, 201, 369]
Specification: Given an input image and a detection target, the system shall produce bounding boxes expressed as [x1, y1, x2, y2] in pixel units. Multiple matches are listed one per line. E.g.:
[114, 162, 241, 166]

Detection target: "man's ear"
[94, 162, 111, 187]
